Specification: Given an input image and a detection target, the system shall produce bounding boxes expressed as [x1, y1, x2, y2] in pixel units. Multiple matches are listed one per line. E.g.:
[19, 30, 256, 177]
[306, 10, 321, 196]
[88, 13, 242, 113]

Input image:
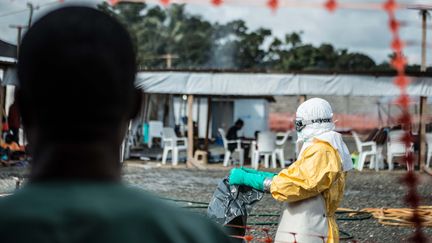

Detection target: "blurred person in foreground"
[229, 98, 353, 243]
[0, 6, 231, 243]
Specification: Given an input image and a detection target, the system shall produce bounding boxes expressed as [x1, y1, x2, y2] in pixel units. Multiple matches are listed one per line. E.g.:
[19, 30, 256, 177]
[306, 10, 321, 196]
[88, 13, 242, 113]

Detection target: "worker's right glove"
[229, 168, 275, 192]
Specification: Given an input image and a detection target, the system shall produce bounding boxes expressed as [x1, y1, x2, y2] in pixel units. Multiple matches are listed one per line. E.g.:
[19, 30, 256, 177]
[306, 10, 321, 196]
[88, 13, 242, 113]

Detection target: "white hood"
[296, 98, 352, 172]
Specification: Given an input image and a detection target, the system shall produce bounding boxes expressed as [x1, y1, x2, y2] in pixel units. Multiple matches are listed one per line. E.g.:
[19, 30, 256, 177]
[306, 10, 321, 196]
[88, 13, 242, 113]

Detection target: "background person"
[226, 119, 245, 151]
[227, 119, 252, 163]
[0, 6, 231, 243]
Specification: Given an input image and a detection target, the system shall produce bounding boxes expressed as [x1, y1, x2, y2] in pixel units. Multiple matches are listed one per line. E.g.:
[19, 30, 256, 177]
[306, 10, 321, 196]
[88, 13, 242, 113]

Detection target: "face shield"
[295, 117, 333, 132]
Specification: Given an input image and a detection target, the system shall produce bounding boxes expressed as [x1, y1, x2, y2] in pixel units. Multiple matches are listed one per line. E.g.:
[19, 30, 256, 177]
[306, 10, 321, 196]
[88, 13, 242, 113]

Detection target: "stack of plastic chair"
[161, 127, 187, 166]
[387, 130, 414, 171]
[352, 131, 377, 171]
[367, 128, 387, 170]
[218, 128, 244, 167]
[252, 131, 277, 169]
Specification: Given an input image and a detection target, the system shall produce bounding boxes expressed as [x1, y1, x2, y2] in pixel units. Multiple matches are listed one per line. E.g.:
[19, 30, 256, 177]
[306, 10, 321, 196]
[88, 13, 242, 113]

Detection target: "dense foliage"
[99, 2, 419, 72]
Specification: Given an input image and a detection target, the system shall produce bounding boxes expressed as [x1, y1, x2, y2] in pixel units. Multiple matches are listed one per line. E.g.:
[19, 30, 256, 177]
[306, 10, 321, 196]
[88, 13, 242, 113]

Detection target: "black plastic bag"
[207, 176, 264, 242]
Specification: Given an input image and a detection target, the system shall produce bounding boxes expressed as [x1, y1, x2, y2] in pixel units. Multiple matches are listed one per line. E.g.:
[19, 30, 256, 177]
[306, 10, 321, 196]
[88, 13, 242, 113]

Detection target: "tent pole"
[204, 97, 212, 152]
[377, 101, 383, 128]
[163, 95, 170, 125]
[144, 94, 151, 123]
[187, 95, 194, 167]
[388, 103, 391, 126]
[0, 85, 4, 137]
[418, 11, 428, 171]
[421, 10, 427, 72]
[197, 97, 200, 129]
[419, 96, 427, 172]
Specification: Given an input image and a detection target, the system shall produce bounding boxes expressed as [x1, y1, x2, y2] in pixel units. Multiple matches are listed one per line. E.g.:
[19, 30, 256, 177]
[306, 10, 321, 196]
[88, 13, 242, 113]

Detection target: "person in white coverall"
[229, 98, 353, 243]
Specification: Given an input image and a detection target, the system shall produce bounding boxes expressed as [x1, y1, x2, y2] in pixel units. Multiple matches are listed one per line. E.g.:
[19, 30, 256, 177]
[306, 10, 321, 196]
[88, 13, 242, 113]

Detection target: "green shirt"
[0, 182, 231, 243]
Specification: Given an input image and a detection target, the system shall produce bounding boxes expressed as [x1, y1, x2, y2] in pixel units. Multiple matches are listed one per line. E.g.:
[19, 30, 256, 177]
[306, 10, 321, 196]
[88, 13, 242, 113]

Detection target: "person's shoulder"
[0, 184, 232, 243]
[0, 185, 45, 223]
[0, 194, 13, 210]
[307, 139, 337, 154]
[173, 209, 233, 242]
[122, 187, 232, 242]
[303, 139, 342, 169]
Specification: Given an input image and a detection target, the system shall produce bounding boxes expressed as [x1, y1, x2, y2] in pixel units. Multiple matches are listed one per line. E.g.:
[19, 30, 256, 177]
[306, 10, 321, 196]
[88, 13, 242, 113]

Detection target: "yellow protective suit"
[270, 139, 345, 243]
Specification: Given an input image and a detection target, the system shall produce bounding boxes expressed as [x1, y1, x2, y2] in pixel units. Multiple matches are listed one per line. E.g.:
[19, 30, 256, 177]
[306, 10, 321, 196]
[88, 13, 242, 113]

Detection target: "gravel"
[1, 163, 431, 242]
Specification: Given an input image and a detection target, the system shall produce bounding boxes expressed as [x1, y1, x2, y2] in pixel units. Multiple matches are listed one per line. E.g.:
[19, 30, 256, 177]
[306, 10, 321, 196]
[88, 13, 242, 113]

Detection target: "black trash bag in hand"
[207, 176, 264, 241]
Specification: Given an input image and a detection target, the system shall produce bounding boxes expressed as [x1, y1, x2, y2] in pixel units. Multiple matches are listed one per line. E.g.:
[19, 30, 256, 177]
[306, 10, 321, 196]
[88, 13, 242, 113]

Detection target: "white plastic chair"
[161, 127, 187, 165]
[218, 128, 244, 167]
[387, 130, 414, 171]
[273, 131, 290, 168]
[426, 133, 432, 169]
[290, 131, 300, 159]
[352, 131, 377, 171]
[252, 131, 277, 169]
[148, 121, 163, 148]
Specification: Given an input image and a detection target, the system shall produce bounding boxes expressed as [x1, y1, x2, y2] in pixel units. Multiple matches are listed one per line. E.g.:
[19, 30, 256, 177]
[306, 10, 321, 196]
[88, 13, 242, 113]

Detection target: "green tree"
[99, 3, 213, 68]
[234, 27, 272, 68]
[285, 32, 302, 47]
[98, 2, 391, 72]
[336, 52, 376, 71]
[265, 37, 283, 65]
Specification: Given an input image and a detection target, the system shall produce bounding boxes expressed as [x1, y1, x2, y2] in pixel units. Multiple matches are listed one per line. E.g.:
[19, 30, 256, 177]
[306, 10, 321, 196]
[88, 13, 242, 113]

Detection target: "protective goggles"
[295, 118, 333, 132]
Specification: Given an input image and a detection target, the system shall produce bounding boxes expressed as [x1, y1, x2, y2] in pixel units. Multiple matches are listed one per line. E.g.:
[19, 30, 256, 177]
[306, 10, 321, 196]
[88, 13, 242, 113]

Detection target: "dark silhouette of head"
[17, 6, 140, 181]
[235, 119, 244, 129]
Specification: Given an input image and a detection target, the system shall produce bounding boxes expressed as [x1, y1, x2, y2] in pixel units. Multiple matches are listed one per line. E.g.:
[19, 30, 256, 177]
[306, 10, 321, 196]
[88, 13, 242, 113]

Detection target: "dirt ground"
[0, 162, 431, 242]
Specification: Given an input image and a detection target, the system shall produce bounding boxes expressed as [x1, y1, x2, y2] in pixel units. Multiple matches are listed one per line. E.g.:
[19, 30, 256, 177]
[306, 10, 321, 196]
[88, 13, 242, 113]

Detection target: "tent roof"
[136, 71, 432, 97]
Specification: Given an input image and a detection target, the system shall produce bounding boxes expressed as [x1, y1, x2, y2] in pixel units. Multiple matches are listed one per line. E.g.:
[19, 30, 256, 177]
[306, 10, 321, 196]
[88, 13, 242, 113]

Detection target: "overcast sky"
[0, 0, 430, 64]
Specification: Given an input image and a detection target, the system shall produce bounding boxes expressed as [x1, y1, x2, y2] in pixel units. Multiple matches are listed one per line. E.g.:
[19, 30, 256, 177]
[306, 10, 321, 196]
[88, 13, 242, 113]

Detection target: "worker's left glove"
[229, 168, 275, 192]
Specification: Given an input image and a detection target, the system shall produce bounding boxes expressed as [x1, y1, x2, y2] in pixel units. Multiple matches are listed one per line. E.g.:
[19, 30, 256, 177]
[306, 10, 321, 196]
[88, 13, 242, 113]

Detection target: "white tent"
[135, 71, 432, 167]
[136, 71, 432, 97]
[4, 70, 432, 96]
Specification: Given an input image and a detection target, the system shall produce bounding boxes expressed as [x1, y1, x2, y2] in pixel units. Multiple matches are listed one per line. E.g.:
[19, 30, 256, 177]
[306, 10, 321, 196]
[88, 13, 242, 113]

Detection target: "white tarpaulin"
[136, 72, 432, 97]
[3, 70, 432, 97]
[0, 56, 16, 65]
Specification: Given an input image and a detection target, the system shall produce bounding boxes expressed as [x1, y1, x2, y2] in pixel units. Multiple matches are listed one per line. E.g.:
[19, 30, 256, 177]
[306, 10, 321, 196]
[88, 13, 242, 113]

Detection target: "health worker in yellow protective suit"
[229, 98, 353, 243]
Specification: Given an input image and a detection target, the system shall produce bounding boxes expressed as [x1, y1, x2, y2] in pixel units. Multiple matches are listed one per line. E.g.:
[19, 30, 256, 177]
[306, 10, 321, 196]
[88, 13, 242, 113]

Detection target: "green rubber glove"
[229, 168, 268, 191]
[240, 167, 277, 178]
